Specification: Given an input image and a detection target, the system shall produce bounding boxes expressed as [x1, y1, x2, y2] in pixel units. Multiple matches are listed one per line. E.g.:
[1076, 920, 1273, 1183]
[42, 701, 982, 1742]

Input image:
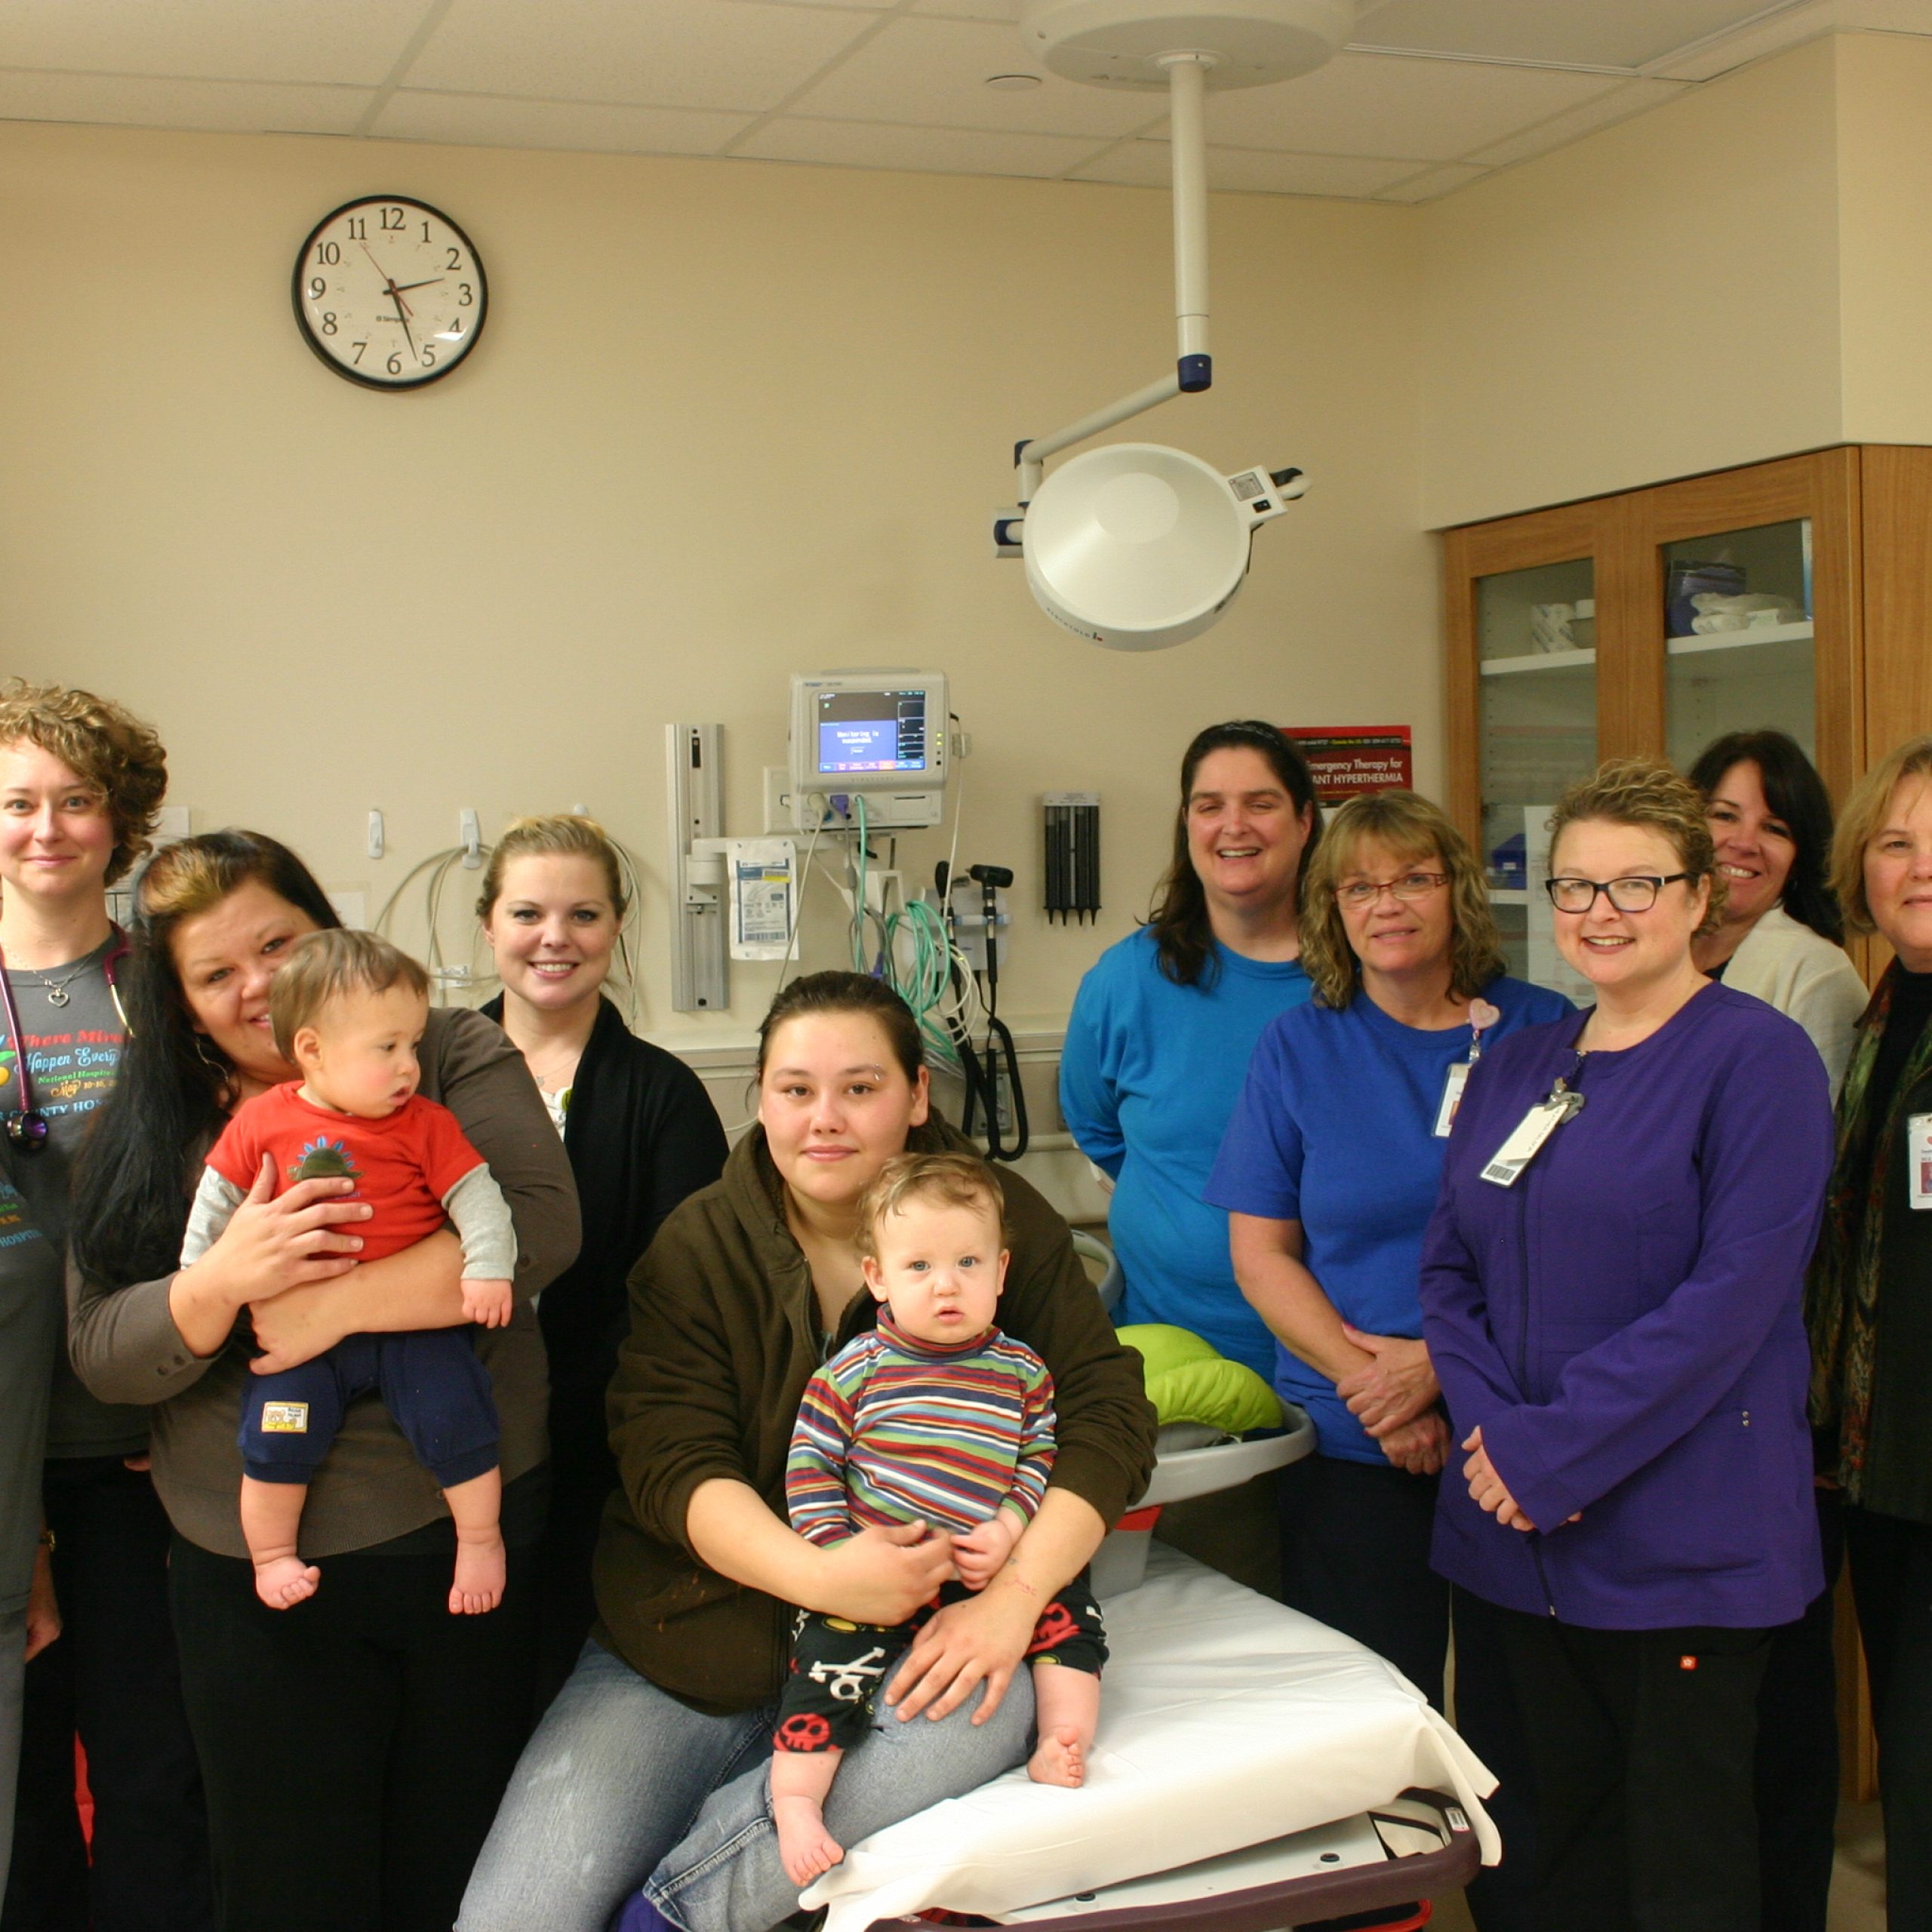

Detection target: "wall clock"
[293, 195, 488, 389]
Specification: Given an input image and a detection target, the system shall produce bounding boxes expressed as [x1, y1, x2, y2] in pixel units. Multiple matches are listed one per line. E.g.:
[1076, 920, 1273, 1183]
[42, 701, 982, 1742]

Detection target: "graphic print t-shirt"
[0, 936, 139, 1454]
[206, 1084, 486, 1264]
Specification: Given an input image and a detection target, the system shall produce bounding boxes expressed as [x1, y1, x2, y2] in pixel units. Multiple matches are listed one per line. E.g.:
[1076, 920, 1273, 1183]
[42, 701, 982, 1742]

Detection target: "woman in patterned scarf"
[1808, 734, 1932, 1932]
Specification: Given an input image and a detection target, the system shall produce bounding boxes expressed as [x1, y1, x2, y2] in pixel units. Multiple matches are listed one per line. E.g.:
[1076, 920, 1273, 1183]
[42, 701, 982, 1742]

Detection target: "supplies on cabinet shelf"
[1527, 598, 1595, 652]
[1682, 591, 1804, 636]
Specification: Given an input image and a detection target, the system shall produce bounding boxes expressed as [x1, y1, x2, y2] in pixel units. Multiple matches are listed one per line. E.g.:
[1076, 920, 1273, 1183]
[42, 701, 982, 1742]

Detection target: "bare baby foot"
[774, 1795, 845, 1887]
[448, 1530, 506, 1615]
[1028, 1724, 1086, 1788]
[253, 1555, 320, 1611]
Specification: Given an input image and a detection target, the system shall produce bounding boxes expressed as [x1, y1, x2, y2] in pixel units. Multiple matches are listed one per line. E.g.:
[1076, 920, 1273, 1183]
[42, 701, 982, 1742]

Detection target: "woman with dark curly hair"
[0, 679, 207, 1927]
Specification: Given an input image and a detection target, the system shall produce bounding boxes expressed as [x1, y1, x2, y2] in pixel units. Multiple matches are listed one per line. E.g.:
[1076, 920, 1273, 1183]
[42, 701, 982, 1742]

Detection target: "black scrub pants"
[2, 1457, 212, 1932]
[168, 1528, 540, 1932]
[1845, 1503, 1932, 1932]
[1494, 1603, 1770, 1932]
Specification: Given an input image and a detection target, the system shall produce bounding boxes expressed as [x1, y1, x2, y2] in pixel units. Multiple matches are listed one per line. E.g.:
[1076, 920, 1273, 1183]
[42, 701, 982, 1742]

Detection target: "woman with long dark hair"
[1060, 721, 1322, 1378]
[1686, 729, 1865, 1094]
[64, 830, 578, 1932]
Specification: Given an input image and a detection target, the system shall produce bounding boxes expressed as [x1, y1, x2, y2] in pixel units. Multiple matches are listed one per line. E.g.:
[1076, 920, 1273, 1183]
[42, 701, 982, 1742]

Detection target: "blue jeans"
[457, 1637, 1035, 1932]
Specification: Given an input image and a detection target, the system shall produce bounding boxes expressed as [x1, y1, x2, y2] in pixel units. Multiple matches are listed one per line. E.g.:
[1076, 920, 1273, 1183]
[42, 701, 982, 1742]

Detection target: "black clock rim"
[291, 193, 489, 392]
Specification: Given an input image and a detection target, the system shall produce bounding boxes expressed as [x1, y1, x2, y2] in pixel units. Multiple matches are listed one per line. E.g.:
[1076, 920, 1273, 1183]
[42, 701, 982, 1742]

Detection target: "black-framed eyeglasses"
[1337, 871, 1448, 909]
[1545, 873, 1692, 915]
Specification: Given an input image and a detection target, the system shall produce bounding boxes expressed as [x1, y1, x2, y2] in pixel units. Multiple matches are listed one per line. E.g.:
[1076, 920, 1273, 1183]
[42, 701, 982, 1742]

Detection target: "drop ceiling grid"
[0, 0, 1929, 198]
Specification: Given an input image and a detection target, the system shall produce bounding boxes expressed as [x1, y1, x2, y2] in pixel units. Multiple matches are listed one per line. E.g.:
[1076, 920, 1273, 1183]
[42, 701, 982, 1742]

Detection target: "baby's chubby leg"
[239, 1475, 321, 1609]
[1027, 1663, 1100, 1788]
[770, 1745, 847, 1886]
[445, 1466, 506, 1614]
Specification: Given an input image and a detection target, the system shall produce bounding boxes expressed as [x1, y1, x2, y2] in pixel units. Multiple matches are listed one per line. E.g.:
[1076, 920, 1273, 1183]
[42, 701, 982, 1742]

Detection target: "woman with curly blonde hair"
[1206, 790, 1568, 1715]
[0, 680, 211, 1924]
[1420, 757, 1835, 1932]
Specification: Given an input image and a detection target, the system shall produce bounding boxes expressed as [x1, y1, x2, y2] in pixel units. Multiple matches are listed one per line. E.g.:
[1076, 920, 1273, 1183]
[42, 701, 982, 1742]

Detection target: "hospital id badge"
[1433, 1063, 1472, 1139]
[1480, 1091, 1583, 1188]
[1910, 1114, 1932, 1210]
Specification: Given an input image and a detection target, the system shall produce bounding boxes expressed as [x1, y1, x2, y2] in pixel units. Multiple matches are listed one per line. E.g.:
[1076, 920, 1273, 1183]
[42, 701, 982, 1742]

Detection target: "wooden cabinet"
[1444, 445, 1932, 992]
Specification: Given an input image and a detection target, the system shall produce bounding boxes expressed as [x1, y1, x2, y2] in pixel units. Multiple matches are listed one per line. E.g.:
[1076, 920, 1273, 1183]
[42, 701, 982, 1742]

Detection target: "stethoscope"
[0, 926, 129, 1156]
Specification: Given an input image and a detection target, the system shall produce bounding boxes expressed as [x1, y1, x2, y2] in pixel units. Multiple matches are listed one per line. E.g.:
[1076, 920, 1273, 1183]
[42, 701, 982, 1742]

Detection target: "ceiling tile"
[1072, 139, 1418, 196]
[1201, 51, 1620, 159]
[739, 116, 1107, 176]
[1644, 0, 1833, 77]
[1350, 0, 1810, 71]
[1373, 160, 1488, 201]
[785, 16, 1160, 135]
[404, 0, 878, 112]
[0, 0, 434, 87]
[372, 91, 752, 155]
[1464, 77, 1691, 166]
[0, 69, 368, 134]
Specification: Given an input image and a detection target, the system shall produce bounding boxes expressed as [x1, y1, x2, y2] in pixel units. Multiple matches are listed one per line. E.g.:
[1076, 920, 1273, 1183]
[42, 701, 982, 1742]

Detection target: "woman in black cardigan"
[479, 816, 728, 1710]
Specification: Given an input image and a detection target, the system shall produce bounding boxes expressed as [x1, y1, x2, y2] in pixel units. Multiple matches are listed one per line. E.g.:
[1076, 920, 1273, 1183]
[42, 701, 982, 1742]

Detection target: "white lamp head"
[1020, 441, 1301, 651]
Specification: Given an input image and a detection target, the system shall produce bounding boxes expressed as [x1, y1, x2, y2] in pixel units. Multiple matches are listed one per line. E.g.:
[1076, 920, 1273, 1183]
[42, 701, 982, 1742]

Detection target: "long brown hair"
[1146, 721, 1323, 988]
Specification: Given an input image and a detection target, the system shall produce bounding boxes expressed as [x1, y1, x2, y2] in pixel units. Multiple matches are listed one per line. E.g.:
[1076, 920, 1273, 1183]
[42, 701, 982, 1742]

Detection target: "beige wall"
[1419, 37, 1846, 530]
[1837, 32, 1932, 444]
[0, 120, 1435, 1047]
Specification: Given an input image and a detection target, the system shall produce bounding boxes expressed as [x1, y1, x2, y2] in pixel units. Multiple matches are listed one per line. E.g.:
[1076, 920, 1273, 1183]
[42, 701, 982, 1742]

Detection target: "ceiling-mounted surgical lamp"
[992, 0, 1350, 650]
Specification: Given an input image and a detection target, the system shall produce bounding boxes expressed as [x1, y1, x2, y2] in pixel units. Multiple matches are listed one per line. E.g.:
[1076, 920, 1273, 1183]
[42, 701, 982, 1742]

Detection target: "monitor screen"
[816, 688, 929, 775]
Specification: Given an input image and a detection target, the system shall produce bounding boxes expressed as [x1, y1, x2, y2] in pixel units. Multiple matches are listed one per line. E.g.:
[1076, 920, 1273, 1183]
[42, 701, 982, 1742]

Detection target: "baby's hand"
[953, 1509, 1022, 1591]
[461, 1278, 514, 1328]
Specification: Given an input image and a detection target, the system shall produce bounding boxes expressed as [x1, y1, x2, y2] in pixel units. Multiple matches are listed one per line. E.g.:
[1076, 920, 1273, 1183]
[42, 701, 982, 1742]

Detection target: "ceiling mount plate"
[1020, 0, 1353, 90]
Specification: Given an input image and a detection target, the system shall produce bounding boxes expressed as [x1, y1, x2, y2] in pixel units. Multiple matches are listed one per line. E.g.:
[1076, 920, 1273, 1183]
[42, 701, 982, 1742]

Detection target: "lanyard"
[0, 927, 129, 1152]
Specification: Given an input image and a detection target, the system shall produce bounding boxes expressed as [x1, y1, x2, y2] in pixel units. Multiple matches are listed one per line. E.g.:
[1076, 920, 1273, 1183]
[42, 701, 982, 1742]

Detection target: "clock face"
[292, 196, 487, 389]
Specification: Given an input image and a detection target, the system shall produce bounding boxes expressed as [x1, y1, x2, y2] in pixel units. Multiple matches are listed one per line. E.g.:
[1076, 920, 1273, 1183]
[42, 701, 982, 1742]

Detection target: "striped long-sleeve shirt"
[786, 1315, 1057, 1546]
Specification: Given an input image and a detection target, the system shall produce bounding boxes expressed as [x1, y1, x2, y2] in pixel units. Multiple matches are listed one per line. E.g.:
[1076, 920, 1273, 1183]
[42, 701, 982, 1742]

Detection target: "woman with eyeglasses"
[0, 681, 213, 1927]
[1420, 758, 1835, 1932]
[1808, 736, 1932, 1932]
[1208, 791, 1567, 1700]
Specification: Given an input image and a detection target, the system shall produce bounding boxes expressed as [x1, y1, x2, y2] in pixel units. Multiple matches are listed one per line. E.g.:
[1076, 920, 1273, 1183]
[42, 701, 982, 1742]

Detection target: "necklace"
[16, 955, 97, 1008]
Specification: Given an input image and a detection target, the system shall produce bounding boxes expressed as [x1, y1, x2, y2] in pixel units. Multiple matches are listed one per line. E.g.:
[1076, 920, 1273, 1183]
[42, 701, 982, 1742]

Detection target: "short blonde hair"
[1830, 736, 1932, 935]
[0, 679, 168, 886]
[268, 929, 429, 1059]
[1549, 756, 1725, 937]
[856, 1152, 1006, 1263]
[1299, 791, 1504, 1008]
[476, 814, 627, 921]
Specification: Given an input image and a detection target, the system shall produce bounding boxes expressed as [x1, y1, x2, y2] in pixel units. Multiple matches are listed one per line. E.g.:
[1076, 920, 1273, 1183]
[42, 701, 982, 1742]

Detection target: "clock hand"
[358, 240, 417, 316]
[390, 277, 445, 294]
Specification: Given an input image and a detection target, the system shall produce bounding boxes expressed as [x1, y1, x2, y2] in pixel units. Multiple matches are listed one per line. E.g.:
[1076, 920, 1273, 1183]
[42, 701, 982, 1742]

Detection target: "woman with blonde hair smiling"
[475, 814, 726, 1712]
[1207, 791, 1567, 1715]
[1809, 734, 1932, 1930]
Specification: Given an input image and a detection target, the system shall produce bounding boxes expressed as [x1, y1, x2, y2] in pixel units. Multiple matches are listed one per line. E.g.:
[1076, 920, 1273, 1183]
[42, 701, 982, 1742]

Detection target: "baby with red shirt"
[180, 930, 515, 1616]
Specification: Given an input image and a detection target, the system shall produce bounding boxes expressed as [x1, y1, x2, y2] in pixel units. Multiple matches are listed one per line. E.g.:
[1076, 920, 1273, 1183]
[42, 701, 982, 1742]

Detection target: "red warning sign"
[1281, 725, 1414, 801]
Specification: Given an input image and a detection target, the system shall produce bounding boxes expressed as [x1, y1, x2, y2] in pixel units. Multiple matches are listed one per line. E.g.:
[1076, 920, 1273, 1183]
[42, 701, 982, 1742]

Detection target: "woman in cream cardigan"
[1687, 729, 1866, 1096]
[1685, 727, 1866, 1932]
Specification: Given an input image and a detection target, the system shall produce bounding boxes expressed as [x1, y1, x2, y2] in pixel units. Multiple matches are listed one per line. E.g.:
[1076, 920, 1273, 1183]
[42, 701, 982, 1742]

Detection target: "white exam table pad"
[808, 1544, 1499, 1932]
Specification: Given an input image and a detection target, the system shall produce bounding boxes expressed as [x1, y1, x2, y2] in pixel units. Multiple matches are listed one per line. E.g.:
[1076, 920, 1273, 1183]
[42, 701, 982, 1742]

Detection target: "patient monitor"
[787, 670, 949, 831]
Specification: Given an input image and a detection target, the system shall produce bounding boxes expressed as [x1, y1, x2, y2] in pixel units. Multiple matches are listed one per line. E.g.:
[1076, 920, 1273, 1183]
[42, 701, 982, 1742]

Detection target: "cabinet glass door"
[1663, 518, 1814, 771]
[1478, 558, 1597, 995]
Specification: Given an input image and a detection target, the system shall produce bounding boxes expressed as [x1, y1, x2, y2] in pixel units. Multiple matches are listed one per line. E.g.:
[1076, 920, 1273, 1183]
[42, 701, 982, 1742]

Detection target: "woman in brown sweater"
[460, 972, 1157, 1932]
[63, 832, 579, 1932]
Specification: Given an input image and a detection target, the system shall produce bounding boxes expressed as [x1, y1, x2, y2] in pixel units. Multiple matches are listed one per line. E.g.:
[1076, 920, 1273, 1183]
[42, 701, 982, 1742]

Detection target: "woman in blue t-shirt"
[1207, 790, 1571, 1691]
[1060, 721, 1324, 1378]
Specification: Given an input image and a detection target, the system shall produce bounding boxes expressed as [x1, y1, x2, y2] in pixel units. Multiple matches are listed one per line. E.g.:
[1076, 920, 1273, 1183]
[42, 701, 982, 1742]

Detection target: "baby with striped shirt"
[770, 1152, 1108, 1887]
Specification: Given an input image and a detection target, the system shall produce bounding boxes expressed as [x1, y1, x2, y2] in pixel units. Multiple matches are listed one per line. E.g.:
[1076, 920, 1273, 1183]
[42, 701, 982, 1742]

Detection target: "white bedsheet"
[809, 1546, 1499, 1932]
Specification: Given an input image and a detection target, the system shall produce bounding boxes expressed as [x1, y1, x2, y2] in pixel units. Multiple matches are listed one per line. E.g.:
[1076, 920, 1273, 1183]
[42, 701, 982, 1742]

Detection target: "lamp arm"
[1011, 52, 1215, 506]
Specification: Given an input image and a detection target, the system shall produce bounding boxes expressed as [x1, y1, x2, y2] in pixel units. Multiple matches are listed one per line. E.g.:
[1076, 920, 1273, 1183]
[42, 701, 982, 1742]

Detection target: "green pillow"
[1116, 1323, 1284, 1438]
